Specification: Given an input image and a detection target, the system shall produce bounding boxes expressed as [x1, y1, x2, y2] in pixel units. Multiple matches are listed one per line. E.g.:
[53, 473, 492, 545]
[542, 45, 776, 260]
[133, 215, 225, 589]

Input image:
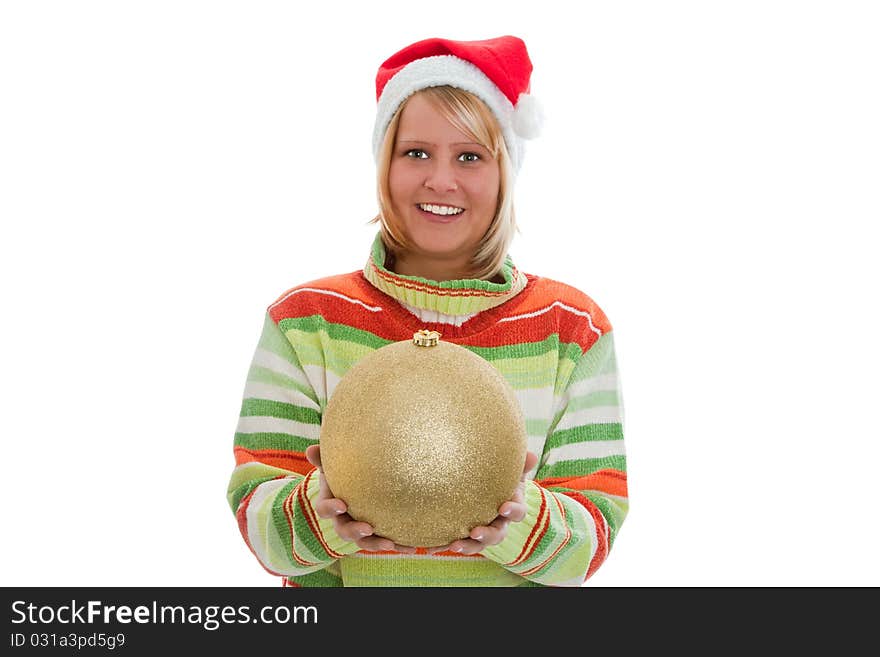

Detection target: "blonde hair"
[367, 86, 518, 281]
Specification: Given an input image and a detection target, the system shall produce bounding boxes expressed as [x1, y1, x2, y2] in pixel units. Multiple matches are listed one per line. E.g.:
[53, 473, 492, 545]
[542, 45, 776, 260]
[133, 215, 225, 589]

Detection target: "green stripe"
[278, 316, 392, 350]
[558, 341, 585, 366]
[582, 492, 629, 545]
[446, 335, 584, 383]
[233, 432, 316, 454]
[485, 351, 558, 389]
[523, 492, 590, 581]
[340, 555, 525, 587]
[259, 312, 300, 359]
[284, 567, 344, 587]
[466, 336, 559, 361]
[274, 318, 591, 394]
[227, 474, 279, 513]
[269, 479, 300, 567]
[545, 423, 624, 450]
[516, 502, 561, 573]
[277, 323, 584, 392]
[247, 365, 317, 406]
[568, 332, 616, 385]
[239, 398, 321, 424]
[568, 390, 620, 411]
[525, 418, 551, 436]
[281, 329, 389, 379]
[538, 455, 627, 479]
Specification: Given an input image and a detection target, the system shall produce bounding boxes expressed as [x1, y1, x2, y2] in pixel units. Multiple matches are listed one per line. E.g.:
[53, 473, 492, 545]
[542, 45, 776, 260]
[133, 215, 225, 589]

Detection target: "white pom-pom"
[512, 93, 544, 139]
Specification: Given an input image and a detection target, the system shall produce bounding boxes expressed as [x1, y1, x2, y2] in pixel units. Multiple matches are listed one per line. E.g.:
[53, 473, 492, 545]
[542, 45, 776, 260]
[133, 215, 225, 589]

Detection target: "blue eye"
[405, 149, 428, 159]
[459, 152, 480, 162]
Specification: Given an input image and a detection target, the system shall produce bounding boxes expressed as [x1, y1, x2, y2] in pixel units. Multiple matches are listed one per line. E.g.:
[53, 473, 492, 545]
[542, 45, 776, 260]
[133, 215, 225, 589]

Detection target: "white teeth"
[418, 203, 464, 216]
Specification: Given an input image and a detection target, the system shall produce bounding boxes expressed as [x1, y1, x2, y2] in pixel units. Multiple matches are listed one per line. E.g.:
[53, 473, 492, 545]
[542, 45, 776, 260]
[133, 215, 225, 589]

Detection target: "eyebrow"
[398, 139, 487, 148]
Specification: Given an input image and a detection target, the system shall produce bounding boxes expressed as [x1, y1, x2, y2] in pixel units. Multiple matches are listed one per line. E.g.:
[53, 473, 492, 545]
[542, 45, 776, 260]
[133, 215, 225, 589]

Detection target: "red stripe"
[538, 469, 628, 498]
[296, 470, 346, 559]
[284, 482, 319, 567]
[561, 490, 609, 581]
[267, 277, 606, 351]
[520, 494, 571, 577]
[234, 447, 312, 475]
[235, 486, 287, 578]
[509, 487, 550, 567]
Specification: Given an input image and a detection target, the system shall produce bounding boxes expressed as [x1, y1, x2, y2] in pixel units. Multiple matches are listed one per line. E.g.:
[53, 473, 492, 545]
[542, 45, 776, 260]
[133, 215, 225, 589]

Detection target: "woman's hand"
[305, 445, 417, 554]
[426, 450, 540, 555]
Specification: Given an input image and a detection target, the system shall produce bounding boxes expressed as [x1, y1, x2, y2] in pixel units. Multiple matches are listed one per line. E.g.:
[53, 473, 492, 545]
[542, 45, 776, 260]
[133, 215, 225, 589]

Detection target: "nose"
[423, 160, 458, 192]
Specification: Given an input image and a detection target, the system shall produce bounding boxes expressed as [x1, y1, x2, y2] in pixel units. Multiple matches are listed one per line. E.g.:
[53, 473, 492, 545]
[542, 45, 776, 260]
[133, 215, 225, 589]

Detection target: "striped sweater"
[228, 233, 628, 587]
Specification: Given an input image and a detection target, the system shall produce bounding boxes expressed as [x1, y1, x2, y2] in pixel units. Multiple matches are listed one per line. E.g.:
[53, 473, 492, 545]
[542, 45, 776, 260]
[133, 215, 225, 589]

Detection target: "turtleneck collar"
[362, 232, 528, 316]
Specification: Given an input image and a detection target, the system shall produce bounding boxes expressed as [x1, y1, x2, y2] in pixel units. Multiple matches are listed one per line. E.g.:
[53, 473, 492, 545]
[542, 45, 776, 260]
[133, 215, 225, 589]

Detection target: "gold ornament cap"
[412, 329, 441, 347]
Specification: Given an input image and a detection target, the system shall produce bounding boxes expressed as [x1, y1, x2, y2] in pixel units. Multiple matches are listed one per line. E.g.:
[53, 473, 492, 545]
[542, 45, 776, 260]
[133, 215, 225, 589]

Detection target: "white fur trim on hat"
[373, 55, 526, 172]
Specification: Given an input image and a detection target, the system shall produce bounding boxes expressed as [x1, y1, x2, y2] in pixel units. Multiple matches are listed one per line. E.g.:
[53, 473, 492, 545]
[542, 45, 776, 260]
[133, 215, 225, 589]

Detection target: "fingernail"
[473, 533, 483, 541]
[500, 509, 511, 517]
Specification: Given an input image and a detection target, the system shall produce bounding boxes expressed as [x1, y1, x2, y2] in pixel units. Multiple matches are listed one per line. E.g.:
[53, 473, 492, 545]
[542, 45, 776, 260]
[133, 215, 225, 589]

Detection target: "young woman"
[228, 36, 628, 587]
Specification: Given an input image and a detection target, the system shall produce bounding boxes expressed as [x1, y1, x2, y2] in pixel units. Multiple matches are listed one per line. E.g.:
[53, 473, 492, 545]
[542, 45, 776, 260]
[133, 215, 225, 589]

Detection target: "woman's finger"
[355, 536, 396, 552]
[313, 460, 341, 506]
[446, 538, 483, 555]
[522, 451, 538, 477]
[489, 516, 511, 532]
[305, 444, 322, 469]
[470, 519, 509, 547]
[313, 497, 347, 519]
[332, 516, 374, 541]
[498, 499, 527, 522]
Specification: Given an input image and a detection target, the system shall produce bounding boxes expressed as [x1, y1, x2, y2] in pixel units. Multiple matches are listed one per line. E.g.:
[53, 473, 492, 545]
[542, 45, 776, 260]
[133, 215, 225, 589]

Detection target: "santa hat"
[372, 35, 543, 174]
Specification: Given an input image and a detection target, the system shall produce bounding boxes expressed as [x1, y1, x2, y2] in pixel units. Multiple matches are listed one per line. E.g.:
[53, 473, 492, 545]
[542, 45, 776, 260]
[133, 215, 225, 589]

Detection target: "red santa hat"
[372, 35, 543, 174]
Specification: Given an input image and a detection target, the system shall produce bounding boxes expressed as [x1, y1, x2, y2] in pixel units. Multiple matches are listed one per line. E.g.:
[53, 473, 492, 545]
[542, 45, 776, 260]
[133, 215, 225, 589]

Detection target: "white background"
[2, 1, 878, 587]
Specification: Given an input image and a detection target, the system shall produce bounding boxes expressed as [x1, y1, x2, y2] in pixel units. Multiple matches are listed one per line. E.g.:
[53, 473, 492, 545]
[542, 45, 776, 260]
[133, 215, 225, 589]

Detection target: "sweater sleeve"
[227, 311, 359, 580]
[480, 330, 629, 586]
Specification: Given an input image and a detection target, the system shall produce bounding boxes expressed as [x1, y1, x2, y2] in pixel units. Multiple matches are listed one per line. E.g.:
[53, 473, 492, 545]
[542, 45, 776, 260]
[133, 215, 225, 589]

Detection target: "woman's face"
[388, 93, 500, 269]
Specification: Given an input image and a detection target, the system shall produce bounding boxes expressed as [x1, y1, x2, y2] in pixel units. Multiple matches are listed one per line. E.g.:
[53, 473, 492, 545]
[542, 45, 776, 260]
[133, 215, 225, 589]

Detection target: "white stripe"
[555, 406, 622, 431]
[514, 387, 554, 421]
[560, 573, 590, 587]
[251, 348, 310, 387]
[399, 302, 477, 327]
[302, 364, 343, 408]
[270, 287, 384, 313]
[544, 439, 626, 465]
[236, 416, 321, 440]
[245, 478, 295, 571]
[526, 435, 547, 463]
[243, 381, 320, 411]
[567, 372, 619, 399]
[499, 301, 602, 337]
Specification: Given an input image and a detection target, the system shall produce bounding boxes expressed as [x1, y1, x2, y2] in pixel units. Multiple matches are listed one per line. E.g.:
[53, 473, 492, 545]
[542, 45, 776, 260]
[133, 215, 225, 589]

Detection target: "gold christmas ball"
[319, 330, 528, 547]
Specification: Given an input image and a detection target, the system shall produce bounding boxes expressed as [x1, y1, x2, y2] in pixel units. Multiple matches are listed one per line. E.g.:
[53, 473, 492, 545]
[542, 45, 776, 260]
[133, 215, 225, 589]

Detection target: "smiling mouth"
[416, 203, 465, 217]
